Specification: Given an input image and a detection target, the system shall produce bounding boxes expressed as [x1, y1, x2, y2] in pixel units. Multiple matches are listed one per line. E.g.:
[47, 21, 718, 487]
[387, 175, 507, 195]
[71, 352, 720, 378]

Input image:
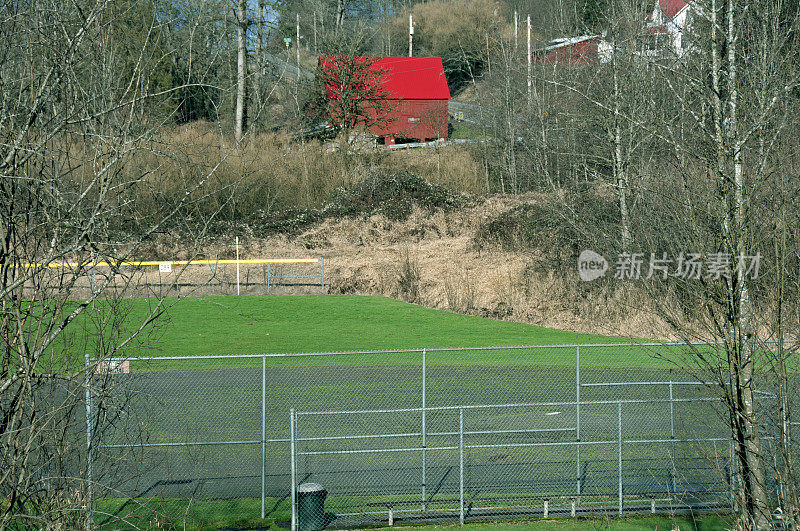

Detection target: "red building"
[533, 35, 610, 65]
[318, 56, 451, 144]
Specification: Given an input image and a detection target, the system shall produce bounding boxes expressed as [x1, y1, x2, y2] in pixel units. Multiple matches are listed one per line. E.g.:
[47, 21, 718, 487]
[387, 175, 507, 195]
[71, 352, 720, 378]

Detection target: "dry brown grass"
[388, 146, 486, 194]
[149, 193, 683, 340]
[59, 123, 685, 338]
[84, 123, 490, 220]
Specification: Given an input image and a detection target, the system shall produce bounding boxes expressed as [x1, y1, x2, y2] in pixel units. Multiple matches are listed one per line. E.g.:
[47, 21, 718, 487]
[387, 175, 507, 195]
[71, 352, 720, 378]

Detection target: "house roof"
[648, 0, 689, 21]
[318, 56, 451, 100]
[541, 35, 600, 51]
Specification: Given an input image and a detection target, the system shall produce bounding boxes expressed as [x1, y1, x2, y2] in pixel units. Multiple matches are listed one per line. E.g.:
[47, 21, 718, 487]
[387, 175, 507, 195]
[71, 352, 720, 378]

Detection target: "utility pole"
[313, 12, 317, 52]
[514, 11, 518, 49]
[409, 15, 413, 57]
[527, 14, 531, 107]
[296, 14, 300, 68]
[296, 14, 300, 101]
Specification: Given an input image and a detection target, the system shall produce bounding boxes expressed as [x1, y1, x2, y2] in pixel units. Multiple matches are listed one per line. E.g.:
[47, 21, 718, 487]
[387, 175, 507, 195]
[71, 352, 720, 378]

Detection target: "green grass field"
[61, 294, 682, 370]
[134, 295, 624, 354]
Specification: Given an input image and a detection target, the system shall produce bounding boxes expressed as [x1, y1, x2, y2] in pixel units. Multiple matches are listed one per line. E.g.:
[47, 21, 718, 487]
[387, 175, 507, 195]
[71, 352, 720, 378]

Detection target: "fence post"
[618, 401, 623, 516]
[85, 354, 93, 531]
[669, 380, 677, 498]
[290, 409, 297, 531]
[320, 258, 325, 293]
[235, 236, 241, 296]
[422, 348, 427, 511]
[267, 263, 270, 293]
[576, 345, 581, 498]
[261, 355, 266, 519]
[459, 407, 464, 525]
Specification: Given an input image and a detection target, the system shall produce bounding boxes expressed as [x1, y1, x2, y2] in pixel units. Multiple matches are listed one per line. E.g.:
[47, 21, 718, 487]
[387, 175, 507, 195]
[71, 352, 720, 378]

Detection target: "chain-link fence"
[88, 343, 789, 528]
[26, 258, 324, 299]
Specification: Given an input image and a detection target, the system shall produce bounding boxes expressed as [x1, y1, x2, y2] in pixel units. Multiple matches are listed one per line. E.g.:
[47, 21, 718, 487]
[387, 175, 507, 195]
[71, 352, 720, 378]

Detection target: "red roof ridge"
[318, 56, 450, 100]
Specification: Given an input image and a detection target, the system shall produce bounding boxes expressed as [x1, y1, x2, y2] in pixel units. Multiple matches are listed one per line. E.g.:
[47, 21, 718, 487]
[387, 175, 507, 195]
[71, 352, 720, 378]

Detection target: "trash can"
[297, 482, 327, 531]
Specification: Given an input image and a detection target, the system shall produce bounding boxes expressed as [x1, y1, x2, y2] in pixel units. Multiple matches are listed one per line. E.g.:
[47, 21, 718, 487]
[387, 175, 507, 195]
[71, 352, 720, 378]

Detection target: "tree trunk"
[235, 0, 248, 143]
[612, 54, 631, 250]
[336, 0, 345, 30]
[255, 0, 264, 116]
[712, 0, 769, 526]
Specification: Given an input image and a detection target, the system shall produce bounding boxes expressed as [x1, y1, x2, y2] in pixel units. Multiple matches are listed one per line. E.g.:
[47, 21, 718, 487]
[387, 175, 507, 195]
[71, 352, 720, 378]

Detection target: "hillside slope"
[229, 194, 672, 340]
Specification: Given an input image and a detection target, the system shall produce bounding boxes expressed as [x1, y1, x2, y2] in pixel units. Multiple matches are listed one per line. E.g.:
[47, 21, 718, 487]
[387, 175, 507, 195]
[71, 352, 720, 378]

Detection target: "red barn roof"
[318, 56, 450, 100]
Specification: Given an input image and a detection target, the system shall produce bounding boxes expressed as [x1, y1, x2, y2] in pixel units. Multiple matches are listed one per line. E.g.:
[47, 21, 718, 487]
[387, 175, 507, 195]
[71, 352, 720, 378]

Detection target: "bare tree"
[511, 0, 800, 526]
[309, 35, 398, 144]
[0, 0, 232, 527]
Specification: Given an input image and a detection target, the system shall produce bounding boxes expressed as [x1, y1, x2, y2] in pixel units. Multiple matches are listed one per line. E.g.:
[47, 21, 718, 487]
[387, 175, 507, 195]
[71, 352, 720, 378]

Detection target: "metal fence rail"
[26, 257, 325, 298]
[88, 342, 792, 529]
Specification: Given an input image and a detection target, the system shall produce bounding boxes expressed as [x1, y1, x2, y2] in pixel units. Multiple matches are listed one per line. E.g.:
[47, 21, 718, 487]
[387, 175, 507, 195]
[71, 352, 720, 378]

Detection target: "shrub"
[475, 190, 621, 269]
[250, 168, 466, 235]
[326, 169, 465, 220]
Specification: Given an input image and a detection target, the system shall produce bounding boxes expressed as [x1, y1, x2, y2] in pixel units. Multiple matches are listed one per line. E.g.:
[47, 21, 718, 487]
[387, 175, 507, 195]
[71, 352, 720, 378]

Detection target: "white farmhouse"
[645, 0, 694, 57]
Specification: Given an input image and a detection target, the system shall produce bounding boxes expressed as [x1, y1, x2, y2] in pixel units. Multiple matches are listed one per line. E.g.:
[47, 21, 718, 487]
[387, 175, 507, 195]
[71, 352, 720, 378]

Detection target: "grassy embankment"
[61, 294, 677, 371]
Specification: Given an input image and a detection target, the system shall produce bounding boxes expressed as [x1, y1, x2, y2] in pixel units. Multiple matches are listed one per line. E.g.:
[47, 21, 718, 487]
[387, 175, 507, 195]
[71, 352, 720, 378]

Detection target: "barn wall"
[368, 99, 449, 141]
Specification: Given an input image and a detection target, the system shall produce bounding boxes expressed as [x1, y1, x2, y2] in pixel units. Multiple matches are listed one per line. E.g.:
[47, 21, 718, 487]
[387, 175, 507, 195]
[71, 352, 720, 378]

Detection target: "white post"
[235, 236, 241, 296]
[408, 15, 413, 57]
[514, 11, 518, 49]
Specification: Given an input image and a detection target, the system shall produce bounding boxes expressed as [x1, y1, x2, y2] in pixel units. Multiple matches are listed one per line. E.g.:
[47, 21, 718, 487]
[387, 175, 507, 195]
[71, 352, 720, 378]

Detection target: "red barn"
[318, 56, 451, 144]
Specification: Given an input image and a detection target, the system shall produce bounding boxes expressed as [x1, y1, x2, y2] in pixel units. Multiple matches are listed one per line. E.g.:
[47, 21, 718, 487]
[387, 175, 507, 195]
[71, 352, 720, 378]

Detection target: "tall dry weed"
[63, 122, 487, 225]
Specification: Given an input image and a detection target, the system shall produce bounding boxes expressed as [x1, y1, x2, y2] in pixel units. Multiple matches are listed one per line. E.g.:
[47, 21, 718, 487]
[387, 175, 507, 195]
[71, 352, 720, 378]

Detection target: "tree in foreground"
[0, 0, 231, 527]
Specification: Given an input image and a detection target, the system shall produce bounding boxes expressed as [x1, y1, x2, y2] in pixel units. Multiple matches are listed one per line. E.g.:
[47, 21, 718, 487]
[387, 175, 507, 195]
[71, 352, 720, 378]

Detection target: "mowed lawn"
[63, 294, 681, 368]
[138, 294, 621, 354]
